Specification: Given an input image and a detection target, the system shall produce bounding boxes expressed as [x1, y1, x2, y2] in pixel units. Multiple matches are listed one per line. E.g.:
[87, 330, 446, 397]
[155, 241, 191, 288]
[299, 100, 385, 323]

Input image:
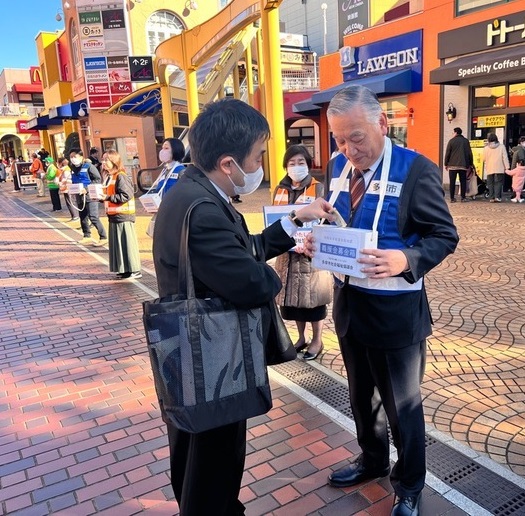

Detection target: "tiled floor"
[0, 183, 524, 515]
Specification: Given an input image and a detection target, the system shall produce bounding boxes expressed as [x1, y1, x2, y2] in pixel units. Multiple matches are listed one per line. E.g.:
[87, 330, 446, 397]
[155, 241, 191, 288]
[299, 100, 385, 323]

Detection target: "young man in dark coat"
[152, 98, 334, 515]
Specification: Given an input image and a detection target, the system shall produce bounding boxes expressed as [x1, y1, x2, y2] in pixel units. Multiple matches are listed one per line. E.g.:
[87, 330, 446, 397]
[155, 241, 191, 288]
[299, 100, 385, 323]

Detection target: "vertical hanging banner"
[78, 0, 132, 110]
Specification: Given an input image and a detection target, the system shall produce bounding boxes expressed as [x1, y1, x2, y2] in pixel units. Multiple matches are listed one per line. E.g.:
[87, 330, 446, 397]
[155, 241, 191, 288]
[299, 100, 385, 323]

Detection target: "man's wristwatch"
[288, 210, 303, 227]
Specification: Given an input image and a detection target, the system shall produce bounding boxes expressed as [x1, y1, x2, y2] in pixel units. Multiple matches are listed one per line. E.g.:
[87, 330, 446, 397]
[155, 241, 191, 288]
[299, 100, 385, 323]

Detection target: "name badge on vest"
[330, 177, 349, 192]
[368, 180, 403, 197]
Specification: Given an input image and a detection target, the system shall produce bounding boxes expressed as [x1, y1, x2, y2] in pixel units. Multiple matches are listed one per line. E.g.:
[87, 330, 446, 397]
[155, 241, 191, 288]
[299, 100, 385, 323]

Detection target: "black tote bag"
[143, 198, 272, 434]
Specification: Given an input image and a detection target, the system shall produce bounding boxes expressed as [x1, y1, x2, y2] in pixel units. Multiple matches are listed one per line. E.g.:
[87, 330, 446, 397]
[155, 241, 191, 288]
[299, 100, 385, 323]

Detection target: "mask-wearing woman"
[154, 138, 186, 199]
[101, 150, 142, 280]
[272, 144, 332, 360]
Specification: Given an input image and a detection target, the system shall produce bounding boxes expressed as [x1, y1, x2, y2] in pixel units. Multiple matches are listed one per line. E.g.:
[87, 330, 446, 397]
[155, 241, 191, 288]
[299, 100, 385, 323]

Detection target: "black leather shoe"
[328, 456, 390, 487]
[391, 494, 421, 516]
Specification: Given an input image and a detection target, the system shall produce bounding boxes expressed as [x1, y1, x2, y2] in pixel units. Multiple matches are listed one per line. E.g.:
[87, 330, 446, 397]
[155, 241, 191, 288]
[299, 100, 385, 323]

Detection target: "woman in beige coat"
[483, 132, 510, 202]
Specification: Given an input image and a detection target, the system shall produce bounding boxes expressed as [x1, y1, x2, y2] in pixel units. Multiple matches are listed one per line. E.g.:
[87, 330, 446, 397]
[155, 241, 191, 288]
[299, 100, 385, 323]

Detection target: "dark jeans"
[77, 196, 106, 239]
[49, 189, 62, 211]
[449, 169, 467, 200]
[487, 173, 504, 200]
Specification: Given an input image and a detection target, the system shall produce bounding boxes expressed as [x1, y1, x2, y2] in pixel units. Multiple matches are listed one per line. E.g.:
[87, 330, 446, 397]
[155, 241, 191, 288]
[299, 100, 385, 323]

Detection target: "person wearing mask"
[305, 85, 458, 516]
[483, 133, 510, 203]
[44, 156, 62, 212]
[100, 150, 142, 280]
[444, 127, 473, 203]
[58, 158, 79, 221]
[153, 138, 186, 199]
[273, 144, 331, 360]
[69, 149, 108, 245]
[153, 98, 335, 515]
[30, 152, 45, 197]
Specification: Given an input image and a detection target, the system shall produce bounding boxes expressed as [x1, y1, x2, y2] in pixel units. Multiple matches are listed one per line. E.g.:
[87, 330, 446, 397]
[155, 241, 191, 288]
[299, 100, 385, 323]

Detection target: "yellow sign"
[477, 115, 506, 128]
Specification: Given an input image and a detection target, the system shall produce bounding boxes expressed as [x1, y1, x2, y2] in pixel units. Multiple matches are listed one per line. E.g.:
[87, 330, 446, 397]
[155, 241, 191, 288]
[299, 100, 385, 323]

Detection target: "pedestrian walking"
[152, 97, 334, 515]
[100, 150, 142, 279]
[306, 85, 458, 516]
[483, 132, 510, 203]
[506, 159, 525, 203]
[444, 127, 473, 202]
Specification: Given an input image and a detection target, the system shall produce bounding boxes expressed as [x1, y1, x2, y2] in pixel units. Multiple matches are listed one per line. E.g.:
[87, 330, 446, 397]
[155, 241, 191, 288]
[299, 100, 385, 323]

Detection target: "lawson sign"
[341, 29, 422, 88]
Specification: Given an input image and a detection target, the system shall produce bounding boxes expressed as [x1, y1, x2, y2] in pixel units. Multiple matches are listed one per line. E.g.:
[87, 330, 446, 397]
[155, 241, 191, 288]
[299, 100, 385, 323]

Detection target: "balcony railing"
[0, 105, 45, 117]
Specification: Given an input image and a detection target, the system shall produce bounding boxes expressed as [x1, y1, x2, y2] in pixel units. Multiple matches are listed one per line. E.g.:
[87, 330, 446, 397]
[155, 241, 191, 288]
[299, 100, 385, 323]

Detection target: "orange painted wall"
[318, 0, 524, 165]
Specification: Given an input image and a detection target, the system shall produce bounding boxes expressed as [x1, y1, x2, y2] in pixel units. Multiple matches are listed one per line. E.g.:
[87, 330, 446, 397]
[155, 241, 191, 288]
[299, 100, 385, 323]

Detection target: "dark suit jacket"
[153, 165, 295, 308]
[329, 150, 459, 348]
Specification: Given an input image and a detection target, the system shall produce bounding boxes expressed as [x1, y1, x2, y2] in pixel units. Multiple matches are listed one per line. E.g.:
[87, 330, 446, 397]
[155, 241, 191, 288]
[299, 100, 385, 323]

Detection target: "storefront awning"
[429, 45, 525, 85]
[12, 83, 42, 94]
[106, 84, 162, 116]
[292, 98, 320, 116]
[48, 99, 88, 120]
[26, 114, 64, 130]
[311, 69, 415, 105]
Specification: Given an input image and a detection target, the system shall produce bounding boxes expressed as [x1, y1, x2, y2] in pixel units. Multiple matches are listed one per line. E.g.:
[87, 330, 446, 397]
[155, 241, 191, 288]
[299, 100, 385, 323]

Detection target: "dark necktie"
[349, 168, 366, 216]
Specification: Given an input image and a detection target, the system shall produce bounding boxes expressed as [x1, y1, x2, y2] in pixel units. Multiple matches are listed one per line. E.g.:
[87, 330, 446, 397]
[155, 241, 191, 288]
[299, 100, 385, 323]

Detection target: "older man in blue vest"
[313, 85, 458, 516]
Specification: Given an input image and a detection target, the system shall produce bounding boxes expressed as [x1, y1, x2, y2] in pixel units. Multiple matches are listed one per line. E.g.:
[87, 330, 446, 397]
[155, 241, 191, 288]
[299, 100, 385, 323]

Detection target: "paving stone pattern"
[0, 183, 523, 515]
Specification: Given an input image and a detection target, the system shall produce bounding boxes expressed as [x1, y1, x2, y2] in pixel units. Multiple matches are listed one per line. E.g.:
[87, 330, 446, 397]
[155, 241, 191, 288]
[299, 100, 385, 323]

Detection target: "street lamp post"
[321, 3, 327, 55]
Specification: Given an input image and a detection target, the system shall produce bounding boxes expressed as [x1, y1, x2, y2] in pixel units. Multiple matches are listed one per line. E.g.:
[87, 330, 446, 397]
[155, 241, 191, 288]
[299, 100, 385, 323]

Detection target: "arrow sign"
[128, 56, 155, 82]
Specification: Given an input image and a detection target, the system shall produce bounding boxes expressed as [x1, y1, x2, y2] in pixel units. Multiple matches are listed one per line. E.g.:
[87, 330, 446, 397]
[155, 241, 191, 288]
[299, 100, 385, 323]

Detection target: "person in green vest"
[44, 156, 62, 212]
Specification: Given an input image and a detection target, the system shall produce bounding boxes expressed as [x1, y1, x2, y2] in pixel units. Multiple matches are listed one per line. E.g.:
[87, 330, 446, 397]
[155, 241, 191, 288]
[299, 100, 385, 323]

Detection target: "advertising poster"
[78, 0, 131, 109]
[15, 162, 36, 189]
[338, 0, 369, 46]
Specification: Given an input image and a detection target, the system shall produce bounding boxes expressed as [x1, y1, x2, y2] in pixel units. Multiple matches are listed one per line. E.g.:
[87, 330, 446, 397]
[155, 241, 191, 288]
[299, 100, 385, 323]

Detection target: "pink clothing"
[505, 164, 525, 193]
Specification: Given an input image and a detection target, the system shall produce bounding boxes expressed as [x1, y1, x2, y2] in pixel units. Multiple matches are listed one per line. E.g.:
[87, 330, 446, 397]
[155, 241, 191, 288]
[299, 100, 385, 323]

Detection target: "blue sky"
[0, 0, 64, 70]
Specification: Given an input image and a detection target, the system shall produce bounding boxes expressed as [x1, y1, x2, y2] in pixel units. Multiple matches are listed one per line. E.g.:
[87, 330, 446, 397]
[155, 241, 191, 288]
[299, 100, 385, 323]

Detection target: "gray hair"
[327, 85, 383, 124]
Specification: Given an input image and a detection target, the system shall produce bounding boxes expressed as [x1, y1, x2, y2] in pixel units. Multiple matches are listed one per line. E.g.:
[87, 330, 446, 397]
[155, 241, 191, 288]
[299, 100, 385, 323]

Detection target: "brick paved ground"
[0, 181, 524, 515]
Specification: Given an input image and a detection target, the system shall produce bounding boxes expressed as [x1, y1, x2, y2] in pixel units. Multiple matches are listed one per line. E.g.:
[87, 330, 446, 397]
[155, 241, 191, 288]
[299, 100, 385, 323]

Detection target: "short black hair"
[69, 149, 83, 156]
[282, 144, 312, 169]
[519, 136, 525, 144]
[454, 127, 462, 135]
[487, 133, 498, 143]
[163, 138, 185, 162]
[188, 98, 269, 172]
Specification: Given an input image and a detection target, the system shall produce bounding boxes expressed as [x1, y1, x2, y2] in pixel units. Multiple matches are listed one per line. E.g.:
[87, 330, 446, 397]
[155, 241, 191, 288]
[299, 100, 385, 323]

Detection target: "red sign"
[88, 95, 112, 108]
[30, 66, 42, 84]
[16, 120, 38, 134]
[110, 81, 132, 94]
[111, 94, 128, 104]
[87, 82, 110, 95]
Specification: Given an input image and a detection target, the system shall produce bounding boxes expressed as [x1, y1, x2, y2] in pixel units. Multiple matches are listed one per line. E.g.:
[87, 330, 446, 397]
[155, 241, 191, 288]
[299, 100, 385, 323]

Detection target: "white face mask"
[229, 159, 264, 196]
[287, 165, 309, 182]
[71, 157, 82, 166]
[159, 148, 172, 163]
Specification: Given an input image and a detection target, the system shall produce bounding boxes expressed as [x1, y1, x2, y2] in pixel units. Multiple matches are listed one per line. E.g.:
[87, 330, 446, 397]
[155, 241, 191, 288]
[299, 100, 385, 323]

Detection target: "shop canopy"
[310, 69, 415, 105]
[292, 98, 321, 116]
[12, 83, 42, 94]
[429, 45, 525, 85]
[48, 99, 88, 120]
[107, 84, 163, 116]
[26, 114, 64, 130]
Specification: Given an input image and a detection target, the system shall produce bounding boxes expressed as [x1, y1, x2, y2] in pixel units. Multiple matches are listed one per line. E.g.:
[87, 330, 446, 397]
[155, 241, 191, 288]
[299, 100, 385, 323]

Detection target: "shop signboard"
[341, 29, 422, 90]
[476, 115, 506, 128]
[128, 56, 155, 82]
[338, 0, 369, 41]
[15, 162, 36, 189]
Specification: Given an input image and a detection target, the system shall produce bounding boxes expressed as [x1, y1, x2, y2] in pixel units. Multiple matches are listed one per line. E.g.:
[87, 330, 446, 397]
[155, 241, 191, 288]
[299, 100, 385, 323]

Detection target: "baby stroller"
[466, 166, 488, 199]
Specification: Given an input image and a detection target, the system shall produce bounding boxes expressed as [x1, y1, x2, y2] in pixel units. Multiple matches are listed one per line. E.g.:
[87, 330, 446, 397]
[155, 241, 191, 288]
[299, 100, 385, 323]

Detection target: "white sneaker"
[511, 198, 518, 203]
[519, 199, 525, 203]
[92, 238, 108, 247]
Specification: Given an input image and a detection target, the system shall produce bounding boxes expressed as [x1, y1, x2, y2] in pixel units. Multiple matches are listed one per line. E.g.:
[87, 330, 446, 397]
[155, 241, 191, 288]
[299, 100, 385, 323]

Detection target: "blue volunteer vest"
[71, 163, 92, 189]
[328, 144, 424, 295]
